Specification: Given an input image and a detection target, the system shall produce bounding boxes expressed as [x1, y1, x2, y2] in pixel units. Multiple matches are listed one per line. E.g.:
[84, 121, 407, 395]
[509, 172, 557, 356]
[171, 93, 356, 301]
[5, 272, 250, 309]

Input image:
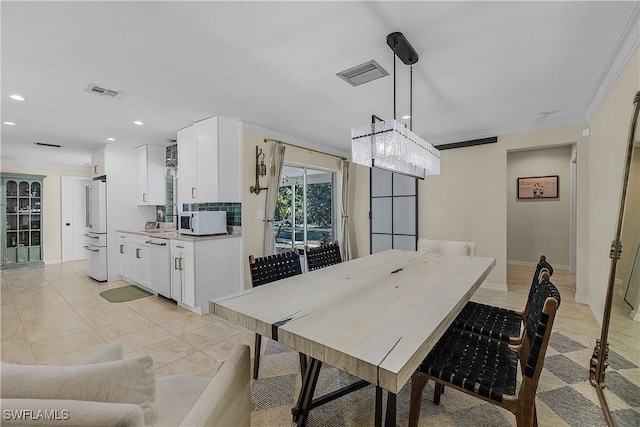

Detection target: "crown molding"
[0, 156, 91, 171]
[584, 2, 640, 120]
[241, 120, 351, 159]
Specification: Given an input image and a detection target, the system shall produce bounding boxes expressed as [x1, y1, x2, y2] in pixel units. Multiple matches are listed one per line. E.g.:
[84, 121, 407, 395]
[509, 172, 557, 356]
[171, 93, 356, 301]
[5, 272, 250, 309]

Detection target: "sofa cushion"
[1, 356, 156, 425]
[0, 398, 144, 426]
[154, 376, 210, 426]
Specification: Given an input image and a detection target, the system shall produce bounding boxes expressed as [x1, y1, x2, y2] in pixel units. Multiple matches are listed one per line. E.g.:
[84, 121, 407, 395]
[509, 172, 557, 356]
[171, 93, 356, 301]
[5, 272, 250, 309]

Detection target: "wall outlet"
[257, 209, 264, 220]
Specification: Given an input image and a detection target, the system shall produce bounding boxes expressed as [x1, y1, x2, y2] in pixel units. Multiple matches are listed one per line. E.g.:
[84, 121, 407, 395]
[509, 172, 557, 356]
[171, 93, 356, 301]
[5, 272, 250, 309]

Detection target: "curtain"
[263, 143, 286, 256]
[339, 159, 352, 261]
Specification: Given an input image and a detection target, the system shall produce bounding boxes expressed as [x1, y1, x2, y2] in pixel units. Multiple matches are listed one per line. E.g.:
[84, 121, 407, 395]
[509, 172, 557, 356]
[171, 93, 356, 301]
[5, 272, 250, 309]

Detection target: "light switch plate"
[257, 209, 264, 220]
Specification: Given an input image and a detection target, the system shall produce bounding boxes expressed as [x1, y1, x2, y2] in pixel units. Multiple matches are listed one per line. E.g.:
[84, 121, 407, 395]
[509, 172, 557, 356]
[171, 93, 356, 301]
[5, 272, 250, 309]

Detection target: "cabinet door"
[130, 244, 143, 282]
[136, 146, 149, 205]
[140, 245, 151, 288]
[91, 152, 105, 178]
[118, 240, 132, 279]
[181, 251, 196, 307]
[194, 118, 219, 202]
[178, 126, 197, 204]
[170, 247, 183, 301]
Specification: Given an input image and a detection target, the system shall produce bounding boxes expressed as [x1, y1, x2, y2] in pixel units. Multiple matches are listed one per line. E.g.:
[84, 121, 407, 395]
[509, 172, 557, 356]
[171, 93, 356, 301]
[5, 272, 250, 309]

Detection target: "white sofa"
[417, 238, 476, 256]
[1, 344, 250, 427]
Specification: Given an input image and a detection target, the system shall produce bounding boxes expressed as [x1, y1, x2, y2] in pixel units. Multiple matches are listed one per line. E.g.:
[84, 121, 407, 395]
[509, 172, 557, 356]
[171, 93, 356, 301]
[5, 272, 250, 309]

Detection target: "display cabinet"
[1, 173, 46, 270]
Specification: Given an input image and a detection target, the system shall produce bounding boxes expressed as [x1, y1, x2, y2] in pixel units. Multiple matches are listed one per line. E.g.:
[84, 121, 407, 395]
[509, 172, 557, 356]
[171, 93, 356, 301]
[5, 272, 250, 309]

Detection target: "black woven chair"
[409, 279, 561, 427]
[249, 251, 305, 379]
[450, 255, 554, 344]
[305, 241, 342, 272]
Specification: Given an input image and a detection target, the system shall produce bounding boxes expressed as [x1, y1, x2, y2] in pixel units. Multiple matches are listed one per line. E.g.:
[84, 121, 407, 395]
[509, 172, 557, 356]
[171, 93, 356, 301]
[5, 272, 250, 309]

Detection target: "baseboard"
[575, 295, 590, 305]
[480, 282, 508, 292]
[44, 259, 62, 265]
[507, 259, 570, 270]
[632, 308, 640, 323]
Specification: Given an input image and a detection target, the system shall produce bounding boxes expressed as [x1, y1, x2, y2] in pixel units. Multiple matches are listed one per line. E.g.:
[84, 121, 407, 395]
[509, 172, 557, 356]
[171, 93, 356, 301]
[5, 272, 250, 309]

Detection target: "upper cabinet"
[177, 116, 241, 205]
[136, 145, 166, 206]
[91, 151, 106, 178]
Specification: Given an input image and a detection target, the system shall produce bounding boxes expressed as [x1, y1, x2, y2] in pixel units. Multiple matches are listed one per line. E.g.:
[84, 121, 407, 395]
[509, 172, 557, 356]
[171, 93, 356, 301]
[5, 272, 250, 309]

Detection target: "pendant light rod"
[393, 44, 397, 120]
[410, 65, 413, 131]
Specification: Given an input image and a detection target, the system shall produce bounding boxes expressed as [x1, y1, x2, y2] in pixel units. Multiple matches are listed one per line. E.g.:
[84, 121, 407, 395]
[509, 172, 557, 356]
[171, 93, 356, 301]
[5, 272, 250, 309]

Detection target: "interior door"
[61, 176, 91, 262]
[370, 168, 418, 253]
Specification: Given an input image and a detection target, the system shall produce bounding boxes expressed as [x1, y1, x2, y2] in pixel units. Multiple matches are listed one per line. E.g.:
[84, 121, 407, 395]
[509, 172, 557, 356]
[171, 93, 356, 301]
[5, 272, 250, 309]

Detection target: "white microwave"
[179, 211, 227, 236]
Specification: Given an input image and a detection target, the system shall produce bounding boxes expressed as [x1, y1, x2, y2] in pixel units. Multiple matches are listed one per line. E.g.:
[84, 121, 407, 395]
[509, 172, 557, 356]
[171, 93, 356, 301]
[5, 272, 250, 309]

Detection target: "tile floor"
[0, 260, 614, 424]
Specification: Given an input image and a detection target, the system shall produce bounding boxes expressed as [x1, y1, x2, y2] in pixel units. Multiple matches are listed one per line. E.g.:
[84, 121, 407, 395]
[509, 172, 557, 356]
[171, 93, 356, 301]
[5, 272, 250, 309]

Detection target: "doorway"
[61, 176, 91, 262]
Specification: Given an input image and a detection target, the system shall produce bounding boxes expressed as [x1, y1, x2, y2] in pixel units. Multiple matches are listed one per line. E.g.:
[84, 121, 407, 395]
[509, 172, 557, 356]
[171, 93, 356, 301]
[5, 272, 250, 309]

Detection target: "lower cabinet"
[118, 233, 151, 290]
[170, 237, 241, 315]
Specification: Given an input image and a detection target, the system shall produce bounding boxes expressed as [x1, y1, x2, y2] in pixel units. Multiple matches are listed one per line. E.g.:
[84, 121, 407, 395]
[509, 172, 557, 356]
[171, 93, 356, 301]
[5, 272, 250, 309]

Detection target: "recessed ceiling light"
[106, 137, 116, 141]
[3, 121, 16, 126]
[9, 94, 26, 101]
[402, 115, 411, 120]
[133, 120, 144, 126]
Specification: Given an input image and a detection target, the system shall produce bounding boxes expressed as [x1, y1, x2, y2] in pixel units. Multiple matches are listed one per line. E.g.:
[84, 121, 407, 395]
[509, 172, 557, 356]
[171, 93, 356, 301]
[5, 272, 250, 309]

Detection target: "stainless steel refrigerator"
[84, 180, 107, 281]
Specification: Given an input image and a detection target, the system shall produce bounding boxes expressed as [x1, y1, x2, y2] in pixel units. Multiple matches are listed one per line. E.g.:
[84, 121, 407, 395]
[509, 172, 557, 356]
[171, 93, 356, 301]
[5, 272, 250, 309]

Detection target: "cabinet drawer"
[171, 240, 194, 254]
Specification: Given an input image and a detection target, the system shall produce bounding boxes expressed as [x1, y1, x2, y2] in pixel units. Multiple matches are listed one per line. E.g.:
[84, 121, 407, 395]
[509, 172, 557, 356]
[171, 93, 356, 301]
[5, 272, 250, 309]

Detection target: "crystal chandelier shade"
[351, 119, 440, 179]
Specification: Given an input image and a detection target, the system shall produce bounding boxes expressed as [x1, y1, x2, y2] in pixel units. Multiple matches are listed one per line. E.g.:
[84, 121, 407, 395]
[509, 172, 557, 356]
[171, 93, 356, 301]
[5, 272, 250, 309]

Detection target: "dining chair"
[305, 241, 342, 272]
[451, 255, 554, 345]
[408, 279, 561, 427]
[248, 251, 305, 379]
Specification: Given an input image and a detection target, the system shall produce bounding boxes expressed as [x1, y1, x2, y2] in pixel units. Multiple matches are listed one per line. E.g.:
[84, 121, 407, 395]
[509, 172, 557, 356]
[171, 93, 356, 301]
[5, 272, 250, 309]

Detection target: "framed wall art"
[517, 175, 559, 199]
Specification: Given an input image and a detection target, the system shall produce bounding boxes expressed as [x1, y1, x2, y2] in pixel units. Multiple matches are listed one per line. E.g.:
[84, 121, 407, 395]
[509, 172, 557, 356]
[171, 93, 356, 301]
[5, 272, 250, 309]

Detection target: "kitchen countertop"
[118, 229, 241, 242]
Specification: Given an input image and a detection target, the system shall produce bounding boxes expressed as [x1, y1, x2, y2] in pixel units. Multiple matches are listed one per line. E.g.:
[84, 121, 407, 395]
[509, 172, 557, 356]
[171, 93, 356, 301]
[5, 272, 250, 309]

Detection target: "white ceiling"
[2, 1, 639, 168]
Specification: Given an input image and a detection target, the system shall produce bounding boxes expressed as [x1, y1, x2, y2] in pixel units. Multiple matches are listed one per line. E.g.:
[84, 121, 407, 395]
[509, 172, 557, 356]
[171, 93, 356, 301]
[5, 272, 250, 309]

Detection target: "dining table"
[211, 249, 496, 426]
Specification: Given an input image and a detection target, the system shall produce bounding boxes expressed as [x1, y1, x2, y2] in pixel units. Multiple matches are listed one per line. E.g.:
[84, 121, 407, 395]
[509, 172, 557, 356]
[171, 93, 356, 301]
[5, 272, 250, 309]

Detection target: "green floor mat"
[99, 285, 153, 303]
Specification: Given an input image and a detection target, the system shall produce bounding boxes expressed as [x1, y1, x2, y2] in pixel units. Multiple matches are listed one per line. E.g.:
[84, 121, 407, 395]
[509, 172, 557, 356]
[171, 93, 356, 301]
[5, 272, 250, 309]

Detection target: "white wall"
[507, 145, 572, 267]
[0, 161, 90, 263]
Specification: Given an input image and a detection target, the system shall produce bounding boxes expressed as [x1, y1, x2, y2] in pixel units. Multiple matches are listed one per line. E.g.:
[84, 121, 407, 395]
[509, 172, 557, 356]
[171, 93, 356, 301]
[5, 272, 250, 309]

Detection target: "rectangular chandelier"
[351, 118, 440, 179]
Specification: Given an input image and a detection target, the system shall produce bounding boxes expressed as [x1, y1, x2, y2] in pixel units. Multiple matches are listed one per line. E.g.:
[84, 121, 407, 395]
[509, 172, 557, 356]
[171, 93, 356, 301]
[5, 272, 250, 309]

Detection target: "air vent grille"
[34, 142, 62, 148]
[85, 83, 125, 99]
[337, 60, 389, 87]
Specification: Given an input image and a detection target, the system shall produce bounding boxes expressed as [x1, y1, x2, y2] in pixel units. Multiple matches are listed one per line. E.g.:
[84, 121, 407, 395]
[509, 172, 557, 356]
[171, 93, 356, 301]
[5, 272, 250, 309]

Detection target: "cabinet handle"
[119, 244, 124, 254]
[94, 165, 98, 175]
[174, 257, 179, 270]
[176, 245, 184, 249]
[136, 248, 141, 259]
[143, 193, 147, 203]
[179, 257, 184, 270]
[191, 187, 196, 199]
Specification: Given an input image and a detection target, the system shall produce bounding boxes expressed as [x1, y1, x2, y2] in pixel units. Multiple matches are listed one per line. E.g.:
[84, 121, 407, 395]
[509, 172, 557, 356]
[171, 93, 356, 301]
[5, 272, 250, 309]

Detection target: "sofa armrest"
[179, 344, 250, 427]
[1, 398, 144, 426]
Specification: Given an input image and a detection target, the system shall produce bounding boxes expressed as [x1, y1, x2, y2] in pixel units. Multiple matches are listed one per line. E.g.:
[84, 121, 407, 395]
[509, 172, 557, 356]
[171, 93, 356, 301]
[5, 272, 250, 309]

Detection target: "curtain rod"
[263, 138, 347, 161]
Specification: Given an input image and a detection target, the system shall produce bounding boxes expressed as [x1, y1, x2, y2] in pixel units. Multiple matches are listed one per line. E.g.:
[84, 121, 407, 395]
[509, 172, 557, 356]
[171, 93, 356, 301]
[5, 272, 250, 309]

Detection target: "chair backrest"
[520, 279, 561, 393]
[521, 255, 555, 319]
[306, 242, 342, 272]
[248, 251, 302, 287]
[417, 238, 476, 256]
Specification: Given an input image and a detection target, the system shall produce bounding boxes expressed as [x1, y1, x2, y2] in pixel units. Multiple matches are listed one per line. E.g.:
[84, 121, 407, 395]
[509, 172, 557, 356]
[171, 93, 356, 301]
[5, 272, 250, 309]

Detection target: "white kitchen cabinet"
[177, 116, 240, 205]
[170, 237, 241, 315]
[170, 240, 194, 307]
[91, 151, 106, 178]
[136, 145, 166, 206]
[118, 233, 151, 290]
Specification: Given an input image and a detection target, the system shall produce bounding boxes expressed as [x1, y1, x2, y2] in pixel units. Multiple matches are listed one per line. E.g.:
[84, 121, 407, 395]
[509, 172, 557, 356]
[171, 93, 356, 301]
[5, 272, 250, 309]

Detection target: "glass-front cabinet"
[1, 173, 46, 270]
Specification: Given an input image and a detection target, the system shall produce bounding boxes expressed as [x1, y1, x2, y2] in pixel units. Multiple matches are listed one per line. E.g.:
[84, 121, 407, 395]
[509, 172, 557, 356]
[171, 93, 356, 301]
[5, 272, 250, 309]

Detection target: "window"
[274, 165, 335, 254]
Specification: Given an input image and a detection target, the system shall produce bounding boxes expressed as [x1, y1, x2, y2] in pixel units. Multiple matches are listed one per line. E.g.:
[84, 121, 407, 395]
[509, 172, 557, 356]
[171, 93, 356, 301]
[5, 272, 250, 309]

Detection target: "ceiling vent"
[34, 142, 62, 148]
[337, 60, 389, 87]
[85, 83, 125, 99]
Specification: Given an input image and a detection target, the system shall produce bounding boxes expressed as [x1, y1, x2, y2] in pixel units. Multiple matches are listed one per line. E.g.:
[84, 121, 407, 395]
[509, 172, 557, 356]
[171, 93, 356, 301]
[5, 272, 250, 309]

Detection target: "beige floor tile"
[107, 324, 175, 354]
[126, 336, 196, 367]
[158, 314, 213, 336]
[22, 311, 91, 343]
[179, 321, 243, 350]
[140, 305, 193, 324]
[80, 304, 142, 328]
[92, 314, 157, 340]
[202, 331, 255, 363]
[30, 329, 105, 362]
[154, 350, 222, 377]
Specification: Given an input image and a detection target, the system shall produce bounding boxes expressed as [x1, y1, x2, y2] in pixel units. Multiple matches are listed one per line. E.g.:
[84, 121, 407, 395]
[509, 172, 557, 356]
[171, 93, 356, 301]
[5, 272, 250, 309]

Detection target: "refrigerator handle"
[85, 185, 92, 228]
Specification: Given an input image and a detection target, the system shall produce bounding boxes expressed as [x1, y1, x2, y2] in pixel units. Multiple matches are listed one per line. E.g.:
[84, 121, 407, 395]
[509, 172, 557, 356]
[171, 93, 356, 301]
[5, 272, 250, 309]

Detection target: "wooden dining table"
[211, 249, 496, 426]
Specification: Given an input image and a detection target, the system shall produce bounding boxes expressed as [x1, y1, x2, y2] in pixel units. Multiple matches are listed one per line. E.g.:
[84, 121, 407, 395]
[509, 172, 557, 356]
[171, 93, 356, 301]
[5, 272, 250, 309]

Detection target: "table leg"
[374, 386, 397, 427]
[292, 357, 322, 427]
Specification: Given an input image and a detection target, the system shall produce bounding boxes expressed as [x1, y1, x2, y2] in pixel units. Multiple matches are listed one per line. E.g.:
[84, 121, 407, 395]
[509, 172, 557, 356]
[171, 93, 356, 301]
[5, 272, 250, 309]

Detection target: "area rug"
[249, 332, 637, 427]
[99, 285, 152, 303]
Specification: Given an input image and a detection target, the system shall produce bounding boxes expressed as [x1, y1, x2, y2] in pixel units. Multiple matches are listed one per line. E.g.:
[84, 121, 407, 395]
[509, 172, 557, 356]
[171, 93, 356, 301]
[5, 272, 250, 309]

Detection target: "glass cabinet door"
[2, 174, 45, 269]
